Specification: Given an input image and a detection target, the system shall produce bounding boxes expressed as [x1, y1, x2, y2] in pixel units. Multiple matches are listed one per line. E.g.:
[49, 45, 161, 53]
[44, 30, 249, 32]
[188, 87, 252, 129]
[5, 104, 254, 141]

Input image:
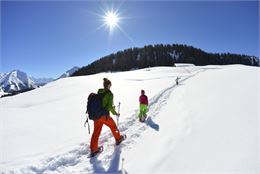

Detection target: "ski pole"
[117, 102, 121, 128]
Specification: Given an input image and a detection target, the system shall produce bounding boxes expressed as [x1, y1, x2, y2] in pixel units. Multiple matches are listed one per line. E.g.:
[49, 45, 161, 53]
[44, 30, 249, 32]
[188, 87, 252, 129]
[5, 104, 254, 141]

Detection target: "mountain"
[0, 65, 259, 173]
[0, 70, 37, 93]
[59, 66, 80, 78]
[30, 77, 54, 86]
[0, 67, 81, 96]
[72, 44, 260, 76]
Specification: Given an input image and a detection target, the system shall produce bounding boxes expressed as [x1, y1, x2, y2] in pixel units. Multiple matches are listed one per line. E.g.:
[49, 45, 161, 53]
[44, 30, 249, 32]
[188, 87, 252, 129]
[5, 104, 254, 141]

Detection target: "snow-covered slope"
[0, 65, 259, 174]
[0, 70, 37, 93]
[58, 66, 80, 79]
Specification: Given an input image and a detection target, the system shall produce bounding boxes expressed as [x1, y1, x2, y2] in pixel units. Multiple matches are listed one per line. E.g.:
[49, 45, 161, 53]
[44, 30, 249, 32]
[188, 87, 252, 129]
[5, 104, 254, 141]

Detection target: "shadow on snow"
[146, 117, 159, 131]
[90, 146, 128, 174]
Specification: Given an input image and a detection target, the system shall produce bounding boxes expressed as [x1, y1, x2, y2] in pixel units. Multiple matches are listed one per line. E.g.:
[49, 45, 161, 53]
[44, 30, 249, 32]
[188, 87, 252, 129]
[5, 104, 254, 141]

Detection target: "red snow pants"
[90, 115, 121, 153]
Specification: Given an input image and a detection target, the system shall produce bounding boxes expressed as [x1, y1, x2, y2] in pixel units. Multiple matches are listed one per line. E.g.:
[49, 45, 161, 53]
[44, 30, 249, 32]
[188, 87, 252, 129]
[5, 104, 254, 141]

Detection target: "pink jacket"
[139, 94, 148, 105]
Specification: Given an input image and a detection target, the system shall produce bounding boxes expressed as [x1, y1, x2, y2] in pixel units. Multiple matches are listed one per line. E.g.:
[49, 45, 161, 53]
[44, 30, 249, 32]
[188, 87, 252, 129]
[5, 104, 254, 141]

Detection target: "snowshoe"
[116, 135, 127, 145]
[140, 118, 145, 123]
[88, 146, 103, 158]
[139, 114, 147, 123]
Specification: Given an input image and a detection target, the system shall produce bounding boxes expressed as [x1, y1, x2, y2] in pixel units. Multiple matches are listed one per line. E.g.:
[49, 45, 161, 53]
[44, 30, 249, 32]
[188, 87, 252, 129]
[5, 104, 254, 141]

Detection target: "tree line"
[72, 44, 259, 76]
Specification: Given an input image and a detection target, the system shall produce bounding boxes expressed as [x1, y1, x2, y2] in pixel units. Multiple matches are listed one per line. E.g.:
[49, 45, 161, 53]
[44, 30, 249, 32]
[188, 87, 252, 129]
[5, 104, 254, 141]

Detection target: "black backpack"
[87, 91, 110, 120]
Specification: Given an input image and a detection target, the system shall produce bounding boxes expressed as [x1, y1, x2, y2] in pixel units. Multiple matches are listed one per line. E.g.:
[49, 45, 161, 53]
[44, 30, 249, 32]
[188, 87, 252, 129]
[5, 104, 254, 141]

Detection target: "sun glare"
[104, 11, 119, 30]
[98, 8, 135, 44]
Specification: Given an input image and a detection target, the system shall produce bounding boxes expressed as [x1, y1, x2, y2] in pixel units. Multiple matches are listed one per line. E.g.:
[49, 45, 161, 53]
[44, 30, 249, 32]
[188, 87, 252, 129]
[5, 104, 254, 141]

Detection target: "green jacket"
[98, 88, 117, 115]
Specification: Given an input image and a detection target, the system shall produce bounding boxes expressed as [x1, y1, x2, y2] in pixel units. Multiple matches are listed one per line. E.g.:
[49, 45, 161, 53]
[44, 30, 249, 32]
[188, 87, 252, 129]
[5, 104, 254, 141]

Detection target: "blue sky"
[1, 1, 259, 78]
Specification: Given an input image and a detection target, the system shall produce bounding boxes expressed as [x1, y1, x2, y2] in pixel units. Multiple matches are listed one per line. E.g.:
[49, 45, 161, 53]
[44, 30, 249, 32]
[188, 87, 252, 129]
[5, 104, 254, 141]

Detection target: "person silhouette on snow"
[175, 76, 180, 86]
[139, 90, 148, 122]
[90, 78, 125, 156]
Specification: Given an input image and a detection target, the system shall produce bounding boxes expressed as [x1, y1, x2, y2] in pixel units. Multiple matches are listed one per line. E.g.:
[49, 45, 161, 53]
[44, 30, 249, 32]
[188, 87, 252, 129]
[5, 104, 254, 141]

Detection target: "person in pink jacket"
[139, 90, 148, 122]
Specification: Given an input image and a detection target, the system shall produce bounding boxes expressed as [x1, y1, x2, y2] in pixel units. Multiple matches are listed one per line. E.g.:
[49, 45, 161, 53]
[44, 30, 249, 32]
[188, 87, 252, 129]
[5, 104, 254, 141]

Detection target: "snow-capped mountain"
[0, 67, 80, 95]
[59, 66, 80, 78]
[30, 77, 54, 86]
[0, 70, 37, 93]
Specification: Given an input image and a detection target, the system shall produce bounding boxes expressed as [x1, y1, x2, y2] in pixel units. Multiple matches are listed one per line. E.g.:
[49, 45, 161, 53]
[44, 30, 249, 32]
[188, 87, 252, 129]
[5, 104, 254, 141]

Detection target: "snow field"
[1, 65, 259, 174]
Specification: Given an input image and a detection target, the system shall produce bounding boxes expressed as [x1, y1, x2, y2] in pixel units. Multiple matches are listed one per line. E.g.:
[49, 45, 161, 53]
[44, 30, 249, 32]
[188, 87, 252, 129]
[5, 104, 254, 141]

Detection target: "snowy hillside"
[0, 70, 37, 93]
[0, 65, 259, 174]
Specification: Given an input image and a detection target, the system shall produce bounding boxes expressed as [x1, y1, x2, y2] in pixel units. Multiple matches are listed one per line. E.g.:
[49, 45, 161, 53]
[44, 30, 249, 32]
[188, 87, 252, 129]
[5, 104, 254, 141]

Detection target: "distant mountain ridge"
[72, 44, 259, 76]
[30, 77, 54, 86]
[0, 70, 54, 96]
[0, 67, 80, 96]
[58, 66, 80, 79]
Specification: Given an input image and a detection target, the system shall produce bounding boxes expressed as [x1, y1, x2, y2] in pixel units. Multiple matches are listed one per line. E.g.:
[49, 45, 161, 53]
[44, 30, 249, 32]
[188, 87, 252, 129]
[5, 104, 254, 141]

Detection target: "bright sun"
[104, 11, 119, 29]
[98, 8, 135, 44]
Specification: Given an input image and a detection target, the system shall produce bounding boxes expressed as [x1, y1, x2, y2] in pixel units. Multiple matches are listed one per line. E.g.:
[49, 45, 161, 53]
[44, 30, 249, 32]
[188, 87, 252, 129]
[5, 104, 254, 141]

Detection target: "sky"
[1, 1, 259, 78]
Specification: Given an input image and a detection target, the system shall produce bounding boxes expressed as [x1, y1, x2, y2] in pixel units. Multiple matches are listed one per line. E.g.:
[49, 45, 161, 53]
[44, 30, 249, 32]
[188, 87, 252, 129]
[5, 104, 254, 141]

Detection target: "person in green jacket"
[90, 78, 125, 157]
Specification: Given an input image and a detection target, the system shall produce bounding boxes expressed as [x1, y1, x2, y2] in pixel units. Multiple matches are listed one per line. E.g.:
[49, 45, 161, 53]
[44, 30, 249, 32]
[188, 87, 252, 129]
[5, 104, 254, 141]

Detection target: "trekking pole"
[84, 112, 90, 134]
[117, 102, 121, 128]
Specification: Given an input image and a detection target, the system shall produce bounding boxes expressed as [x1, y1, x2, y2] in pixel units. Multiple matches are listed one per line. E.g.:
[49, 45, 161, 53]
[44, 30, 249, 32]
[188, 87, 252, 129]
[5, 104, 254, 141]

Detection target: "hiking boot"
[116, 135, 127, 145]
[89, 146, 103, 158]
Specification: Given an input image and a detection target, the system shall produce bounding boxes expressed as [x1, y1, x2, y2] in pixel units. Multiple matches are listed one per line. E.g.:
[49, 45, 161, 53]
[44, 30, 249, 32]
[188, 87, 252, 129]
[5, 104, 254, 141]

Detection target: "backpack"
[87, 91, 110, 120]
